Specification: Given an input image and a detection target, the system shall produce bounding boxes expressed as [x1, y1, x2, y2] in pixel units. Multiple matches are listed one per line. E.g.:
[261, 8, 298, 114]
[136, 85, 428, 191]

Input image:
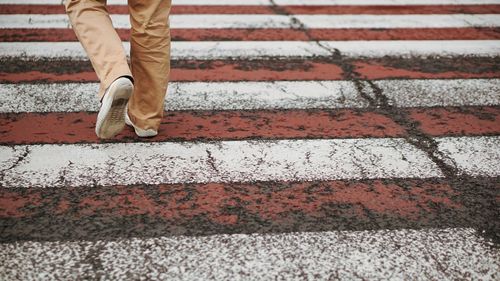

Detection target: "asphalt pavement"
[0, 0, 499, 280]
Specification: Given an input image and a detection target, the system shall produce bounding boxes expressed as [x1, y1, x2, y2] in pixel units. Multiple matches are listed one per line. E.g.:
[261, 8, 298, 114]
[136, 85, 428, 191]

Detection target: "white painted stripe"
[374, 79, 500, 108]
[0, 14, 296, 29]
[0, 14, 70, 29]
[320, 40, 500, 58]
[0, 0, 273, 5]
[0, 138, 442, 188]
[2, 41, 500, 60]
[273, 0, 500, 5]
[437, 136, 500, 177]
[3, 14, 500, 29]
[2, 0, 500, 5]
[2, 79, 500, 113]
[0, 41, 332, 59]
[170, 0, 272, 4]
[1, 228, 498, 280]
[297, 14, 500, 29]
[0, 81, 368, 113]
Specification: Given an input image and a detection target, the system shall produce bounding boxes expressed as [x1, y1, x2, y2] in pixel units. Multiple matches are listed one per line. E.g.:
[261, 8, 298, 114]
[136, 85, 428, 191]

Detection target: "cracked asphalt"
[0, 0, 499, 280]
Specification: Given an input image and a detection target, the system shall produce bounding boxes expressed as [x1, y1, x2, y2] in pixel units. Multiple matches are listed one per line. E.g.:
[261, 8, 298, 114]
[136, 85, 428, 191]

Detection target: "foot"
[125, 107, 158, 137]
[95, 77, 133, 139]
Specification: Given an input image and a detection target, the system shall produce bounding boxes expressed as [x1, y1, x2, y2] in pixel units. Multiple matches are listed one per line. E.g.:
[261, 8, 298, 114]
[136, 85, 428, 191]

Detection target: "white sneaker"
[95, 77, 133, 139]
[125, 107, 158, 137]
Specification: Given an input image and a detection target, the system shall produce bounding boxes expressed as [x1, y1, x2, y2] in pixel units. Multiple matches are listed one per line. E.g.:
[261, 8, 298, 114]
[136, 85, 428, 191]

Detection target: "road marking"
[2, 40, 500, 60]
[0, 179, 462, 223]
[437, 136, 500, 177]
[2, 5, 499, 15]
[0, 109, 407, 144]
[297, 14, 500, 29]
[0, 0, 274, 5]
[3, 28, 498, 42]
[273, 0, 500, 5]
[374, 79, 500, 107]
[2, 59, 497, 83]
[4, 107, 500, 145]
[319, 40, 500, 58]
[0, 14, 295, 29]
[2, 14, 500, 29]
[2, 0, 500, 5]
[0, 138, 442, 188]
[0, 41, 333, 59]
[282, 5, 500, 15]
[1, 79, 499, 113]
[0, 228, 497, 280]
[0, 81, 366, 113]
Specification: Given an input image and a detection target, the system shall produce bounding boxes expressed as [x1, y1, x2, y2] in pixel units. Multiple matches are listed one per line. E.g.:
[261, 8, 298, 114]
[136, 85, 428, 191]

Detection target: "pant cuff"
[97, 65, 133, 100]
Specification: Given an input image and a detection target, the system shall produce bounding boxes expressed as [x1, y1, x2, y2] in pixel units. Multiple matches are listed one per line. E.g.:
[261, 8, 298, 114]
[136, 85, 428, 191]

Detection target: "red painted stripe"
[2, 107, 499, 145]
[0, 4, 66, 14]
[1, 4, 499, 14]
[5, 178, 499, 242]
[282, 5, 500, 14]
[2, 28, 307, 42]
[351, 59, 500, 80]
[0, 60, 346, 82]
[408, 107, 500, 136]
[0, 180, 462, 227]
[2, 28, 500, 42]
[0, 29, 123, 42]
[0, 5, 276, 14]
[173, 5, 276, 14]
[307, 28, 500, 41]
[2, 58, 498, 83]
[0, 109, 406, 145]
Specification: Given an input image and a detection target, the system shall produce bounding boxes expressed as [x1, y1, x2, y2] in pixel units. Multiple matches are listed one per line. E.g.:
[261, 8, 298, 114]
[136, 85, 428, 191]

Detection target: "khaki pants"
[65, 0, 171, 131]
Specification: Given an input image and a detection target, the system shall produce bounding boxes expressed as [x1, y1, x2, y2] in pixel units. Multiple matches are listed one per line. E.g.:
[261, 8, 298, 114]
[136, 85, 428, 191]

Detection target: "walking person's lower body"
[65, 0, 171, 138]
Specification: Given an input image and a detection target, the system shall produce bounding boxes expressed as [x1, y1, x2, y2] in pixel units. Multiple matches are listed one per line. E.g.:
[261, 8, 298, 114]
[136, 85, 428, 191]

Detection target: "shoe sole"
[95, 79, 133, 139]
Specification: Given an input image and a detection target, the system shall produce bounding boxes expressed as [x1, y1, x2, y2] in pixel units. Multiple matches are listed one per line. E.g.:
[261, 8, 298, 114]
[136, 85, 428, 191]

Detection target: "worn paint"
[0, 80, 368, 113]
[2, 79, 499, 113]
[408, 107, 500, 136]
[2, 0, 499, 5]
[0, 109, 407, 144]
[0, 228, 498, 280]
[437, 136, 500, 177]
[2, 40, 500, 60]
[0, 138, 443, 188]
[2, 4, 499, 14]
[2, 107, 500, 145]
[3, 57, 500, 83]
[3, 28, 500, 42]
[0, 179, 464, 233]
[3, 14, 500, 29]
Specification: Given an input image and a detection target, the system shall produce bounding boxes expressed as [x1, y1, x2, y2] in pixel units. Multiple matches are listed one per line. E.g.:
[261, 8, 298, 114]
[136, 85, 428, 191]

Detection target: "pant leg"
[65, 0, 132, 100]
[127, 0, 171, 131]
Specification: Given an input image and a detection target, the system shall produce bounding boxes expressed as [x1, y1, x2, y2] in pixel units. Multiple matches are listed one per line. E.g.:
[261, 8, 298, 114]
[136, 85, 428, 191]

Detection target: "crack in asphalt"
[81, 243, 105, 278]
[345, 65, 500, 244]
[0, 1, 497, 249]
[55, 160, 75, 187]
[267, 0, 499, 244]
[206, 148, 220, 174]
[0, 146, 30, 187]
[365, 80, 459, 178]
[268, 0, 455, 177]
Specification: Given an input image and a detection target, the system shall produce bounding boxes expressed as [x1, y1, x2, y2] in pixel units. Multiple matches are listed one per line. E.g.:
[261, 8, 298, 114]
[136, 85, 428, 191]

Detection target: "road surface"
[0, 0, 499, 280]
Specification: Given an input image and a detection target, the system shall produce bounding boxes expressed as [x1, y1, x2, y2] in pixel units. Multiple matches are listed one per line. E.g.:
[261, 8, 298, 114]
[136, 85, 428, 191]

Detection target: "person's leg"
[65, 0, 132, 100]
[127, 0, 171, 133]
[65, 0, 134, 139]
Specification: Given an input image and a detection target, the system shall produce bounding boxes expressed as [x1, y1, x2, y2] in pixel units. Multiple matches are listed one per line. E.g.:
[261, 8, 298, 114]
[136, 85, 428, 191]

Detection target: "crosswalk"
[0, 0, 499, 280]
[1, 228, 498, 280]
